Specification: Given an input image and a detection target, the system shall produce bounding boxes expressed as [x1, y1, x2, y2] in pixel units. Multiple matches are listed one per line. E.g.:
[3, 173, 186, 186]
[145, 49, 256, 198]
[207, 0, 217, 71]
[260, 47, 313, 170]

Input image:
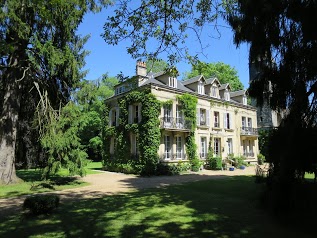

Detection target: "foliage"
[23, 195, 60, 215]
[233, 156, 247, 168]
[146, 59, 169, 73]
[103, 0, 226, 64]
[206, 156, 223, 170]
[257, 153, 265, 165]
[185, 61, 244, 91]
[177, 94, 200, 171]
[0, 0, 110, 184]
[258, 129, 272, 158]
[156, 162, 191, 176]
[102, 89, 161, 176]
[40, 102, 89, 179]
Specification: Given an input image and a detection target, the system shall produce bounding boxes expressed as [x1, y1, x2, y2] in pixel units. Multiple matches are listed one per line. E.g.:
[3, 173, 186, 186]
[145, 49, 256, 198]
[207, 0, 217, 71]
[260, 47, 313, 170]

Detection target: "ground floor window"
[200, 137, 207, 158]
[227, 138, 233, 155]
[214, 138, 221, 156]
[176, 136, 182, 159]
[164, 135, 171, 159]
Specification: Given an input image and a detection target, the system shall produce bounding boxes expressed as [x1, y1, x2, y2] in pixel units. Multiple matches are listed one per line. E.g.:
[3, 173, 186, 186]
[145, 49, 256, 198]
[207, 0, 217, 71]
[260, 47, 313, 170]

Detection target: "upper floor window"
[163, 104, 172, 122]
[247, 118, 252, 128]
[242, 116, 246, 128]
[176, 105, 183, 123]
[198, 82, 205, 95]
[214, 111, 220, 128]
[129, 104, 141, 124]
[224, 112, 232, 129]
[211, 86, 218, 97]
[115, 86, 126, 95]
[109, 108, 119, 126]
[224, 90, 230, 101]
[197, 108, 209, 126]
[168, 77, 177, 88]
[243, 95, 247, 105]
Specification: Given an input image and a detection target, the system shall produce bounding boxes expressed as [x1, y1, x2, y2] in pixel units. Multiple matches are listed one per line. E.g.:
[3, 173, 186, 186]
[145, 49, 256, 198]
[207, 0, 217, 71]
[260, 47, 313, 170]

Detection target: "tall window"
[224, 90, 230, 101]
[243, 95, 247, 105]
[224, 112, 231, 129]
[242, 116, 246, 129]
[198, 108, 209, 126]
[134, 105, 139, 123]
[164, 105, 172, 122]
[198, 82, 205, 95]
[200, 109, 206, 125]
[247, 118, 252, 128]
[227, 138, 233, 154]
[214, 138, 221, 156]
[200, 137, 207, 158]
[169, 77, 177, 88]
[164, 135, 171, 159]
[211, 86, 217, 97]
[214, 111, 220, 127]
[176, 105, 182, 123]
[176, 136, 182, 159]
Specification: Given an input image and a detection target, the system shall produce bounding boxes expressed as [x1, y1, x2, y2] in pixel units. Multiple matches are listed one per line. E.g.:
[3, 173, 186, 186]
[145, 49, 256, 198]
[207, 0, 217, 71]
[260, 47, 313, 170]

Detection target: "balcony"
[160, 117, 191, 131]
[240, 127, 258, 136]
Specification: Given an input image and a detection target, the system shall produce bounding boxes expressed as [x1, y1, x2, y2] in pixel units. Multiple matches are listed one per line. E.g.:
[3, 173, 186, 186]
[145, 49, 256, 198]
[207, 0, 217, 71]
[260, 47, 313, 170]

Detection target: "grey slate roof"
[230, 90, 246, 98]
[219, 83, 230, 90]
[182, 75, 204, 85]
[205, 77, 221, 86]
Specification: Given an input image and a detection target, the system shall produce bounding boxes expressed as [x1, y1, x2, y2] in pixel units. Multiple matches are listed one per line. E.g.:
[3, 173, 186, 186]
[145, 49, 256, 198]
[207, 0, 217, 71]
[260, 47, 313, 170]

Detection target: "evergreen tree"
[0, 0, 109, 184]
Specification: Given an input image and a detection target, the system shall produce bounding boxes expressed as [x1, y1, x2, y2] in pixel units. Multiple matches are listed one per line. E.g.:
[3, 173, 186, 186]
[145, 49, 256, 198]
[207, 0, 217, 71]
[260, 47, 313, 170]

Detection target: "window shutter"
[196, 110, 200, 126]
[206, 110, 210, 126]
[138, 103, 142, 122]
[116, 108, 120, 126]
[109, 110, 113, 126]
[128, 105, 133, 124]
[224, 113, 227, 129]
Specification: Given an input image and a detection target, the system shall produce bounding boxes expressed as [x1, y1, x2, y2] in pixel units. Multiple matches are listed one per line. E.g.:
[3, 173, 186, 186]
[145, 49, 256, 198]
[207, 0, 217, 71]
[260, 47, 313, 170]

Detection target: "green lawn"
[0, 176, 314, 238]
[0, 161, 103, 199]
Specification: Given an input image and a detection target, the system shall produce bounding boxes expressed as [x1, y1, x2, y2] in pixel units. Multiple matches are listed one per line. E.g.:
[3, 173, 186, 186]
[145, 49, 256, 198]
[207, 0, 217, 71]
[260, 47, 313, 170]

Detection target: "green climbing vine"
[177, 93, 200, 171]
[102, 89, 161, 175]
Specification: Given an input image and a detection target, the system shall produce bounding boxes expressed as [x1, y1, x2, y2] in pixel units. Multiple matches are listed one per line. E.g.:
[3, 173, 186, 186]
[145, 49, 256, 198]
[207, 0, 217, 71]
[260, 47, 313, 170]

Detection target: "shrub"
[258, 153, 265, 165]
[233, 156, 247, 168]
[23, 195, 60, 215]
[156, 162, 191, 175]
[206, 156, 222, 170]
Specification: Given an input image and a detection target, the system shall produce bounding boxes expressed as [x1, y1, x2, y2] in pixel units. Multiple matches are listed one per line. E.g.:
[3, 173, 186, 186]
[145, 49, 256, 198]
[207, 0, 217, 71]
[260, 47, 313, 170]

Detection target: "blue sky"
[77, 8, 251, 88]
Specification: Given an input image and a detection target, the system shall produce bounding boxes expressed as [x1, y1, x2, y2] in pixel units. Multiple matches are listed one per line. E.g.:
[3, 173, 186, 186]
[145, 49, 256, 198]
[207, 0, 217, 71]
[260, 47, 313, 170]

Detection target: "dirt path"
[0, 166, 258, 217]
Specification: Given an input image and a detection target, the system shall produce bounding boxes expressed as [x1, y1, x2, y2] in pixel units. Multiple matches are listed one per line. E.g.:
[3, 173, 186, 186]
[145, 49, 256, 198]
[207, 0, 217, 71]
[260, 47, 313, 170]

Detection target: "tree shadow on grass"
[0, 176, 314, 238]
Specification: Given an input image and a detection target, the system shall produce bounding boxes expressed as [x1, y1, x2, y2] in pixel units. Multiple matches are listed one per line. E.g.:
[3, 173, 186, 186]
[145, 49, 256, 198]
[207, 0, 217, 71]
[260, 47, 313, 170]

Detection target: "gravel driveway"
[0, 166, 257, 216]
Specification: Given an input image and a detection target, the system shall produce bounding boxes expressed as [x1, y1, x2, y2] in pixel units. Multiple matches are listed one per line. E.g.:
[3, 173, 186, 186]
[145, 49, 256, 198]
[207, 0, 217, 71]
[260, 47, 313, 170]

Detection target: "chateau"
[106, 62, 259, 165]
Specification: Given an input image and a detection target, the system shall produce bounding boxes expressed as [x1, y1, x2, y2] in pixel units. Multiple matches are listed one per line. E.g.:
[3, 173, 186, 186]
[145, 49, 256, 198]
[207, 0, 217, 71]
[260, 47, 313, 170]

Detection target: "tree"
[0, 0, 109, 184]
[185, 61, 244, 91]
[146, 59, 168, 73]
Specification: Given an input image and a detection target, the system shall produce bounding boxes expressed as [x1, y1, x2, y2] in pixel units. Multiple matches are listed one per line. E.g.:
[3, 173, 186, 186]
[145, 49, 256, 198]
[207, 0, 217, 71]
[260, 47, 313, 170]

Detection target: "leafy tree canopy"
[146, 59, 168, 73]
[185, 61, 244, 91]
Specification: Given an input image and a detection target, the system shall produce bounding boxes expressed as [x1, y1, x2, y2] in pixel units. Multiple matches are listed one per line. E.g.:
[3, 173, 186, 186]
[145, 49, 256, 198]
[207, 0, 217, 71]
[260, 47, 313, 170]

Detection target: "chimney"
[136, 61, 147, 76]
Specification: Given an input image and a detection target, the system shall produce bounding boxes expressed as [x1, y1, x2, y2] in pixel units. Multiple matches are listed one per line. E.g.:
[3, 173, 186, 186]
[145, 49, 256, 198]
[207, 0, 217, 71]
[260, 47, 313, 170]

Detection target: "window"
[134, 105, 139, 123]
[109, 108, 119, 126]
[214, 138, 221, 156]
[227, 138, 233, 154]
[164, 104, 172, 122]
[242, 116, 246, 129]
[247, 118, 252, 128]
[198, 82, 205, 95]
[214, 111, 220, 128]
[224, 112, 231, 129]
[169, 77, 177, 88]
[164, 135, 171, 159]
[243, 95, 247, 105]
[200, 137, 207, 158]
[211, 86, 218, 97]
[176, 136, 182, 159]
[224, 90, 230, 101]
[197, 108, 209, 126]
[131, 134, 139, 156]
[176, 105, 184, 128]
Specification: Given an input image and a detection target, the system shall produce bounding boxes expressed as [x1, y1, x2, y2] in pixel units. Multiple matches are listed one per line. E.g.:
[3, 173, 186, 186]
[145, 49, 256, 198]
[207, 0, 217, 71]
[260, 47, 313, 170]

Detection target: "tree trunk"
[0, 68, 21, 184]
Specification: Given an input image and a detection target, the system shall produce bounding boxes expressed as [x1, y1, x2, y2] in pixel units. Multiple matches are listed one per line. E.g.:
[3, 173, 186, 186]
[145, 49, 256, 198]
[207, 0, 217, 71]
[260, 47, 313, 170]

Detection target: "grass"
[0, 176, 314, 238]
[0, 161, 103, 199]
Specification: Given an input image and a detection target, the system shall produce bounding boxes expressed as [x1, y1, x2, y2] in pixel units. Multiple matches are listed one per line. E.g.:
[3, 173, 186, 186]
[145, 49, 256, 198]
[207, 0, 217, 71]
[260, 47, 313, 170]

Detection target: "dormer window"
[211, 86, 218, 97]
[224, 90, 230, 101]
[198, 82, 205, 95]
[168, 77, 177, 88]
[243, 95, 247, 105]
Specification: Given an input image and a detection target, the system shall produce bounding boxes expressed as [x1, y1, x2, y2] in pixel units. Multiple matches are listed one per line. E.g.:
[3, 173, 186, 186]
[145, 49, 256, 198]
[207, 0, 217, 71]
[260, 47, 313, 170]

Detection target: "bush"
[156, 162, 191, 175]
[206, 157, 222, 170]
[23, 195, 60, 215]
[233, 156, 247, 168]
[258, 153, 265, 165]
[191, 159, 202, 172]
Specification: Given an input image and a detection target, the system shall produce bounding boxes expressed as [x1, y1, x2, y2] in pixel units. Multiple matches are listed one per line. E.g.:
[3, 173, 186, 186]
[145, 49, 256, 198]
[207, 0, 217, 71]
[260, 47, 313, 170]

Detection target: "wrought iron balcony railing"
[240, 127, 258, 136]
[160, 117, 191, 130]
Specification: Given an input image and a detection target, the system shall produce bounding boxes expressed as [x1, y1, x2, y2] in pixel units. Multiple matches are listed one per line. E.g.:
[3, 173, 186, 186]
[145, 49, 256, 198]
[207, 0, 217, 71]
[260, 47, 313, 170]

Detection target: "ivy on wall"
[102, 89, 161, 175]
[177, 93, 200, 171]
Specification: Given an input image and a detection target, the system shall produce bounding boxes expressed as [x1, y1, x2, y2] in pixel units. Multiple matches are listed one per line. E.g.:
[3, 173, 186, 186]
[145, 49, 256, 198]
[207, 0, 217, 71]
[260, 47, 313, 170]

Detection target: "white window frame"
[168, 77, 177, 88]
[214, 138, 221, 156]
[211, 86, 217, 97]
[198, 82, 205, 95]
[243, 95, 247, 105]
[247, 118, 252, 128]
[164, 135, 171, 159]
[214, 111, 220, 128]
[227, 138, 233, 155]
[164, 104, 172, 122]
[224, 112, 231, 129]
[200, 137, 207, 158]
[242, 116, 246, 129]
[176, 136, 182, 159]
